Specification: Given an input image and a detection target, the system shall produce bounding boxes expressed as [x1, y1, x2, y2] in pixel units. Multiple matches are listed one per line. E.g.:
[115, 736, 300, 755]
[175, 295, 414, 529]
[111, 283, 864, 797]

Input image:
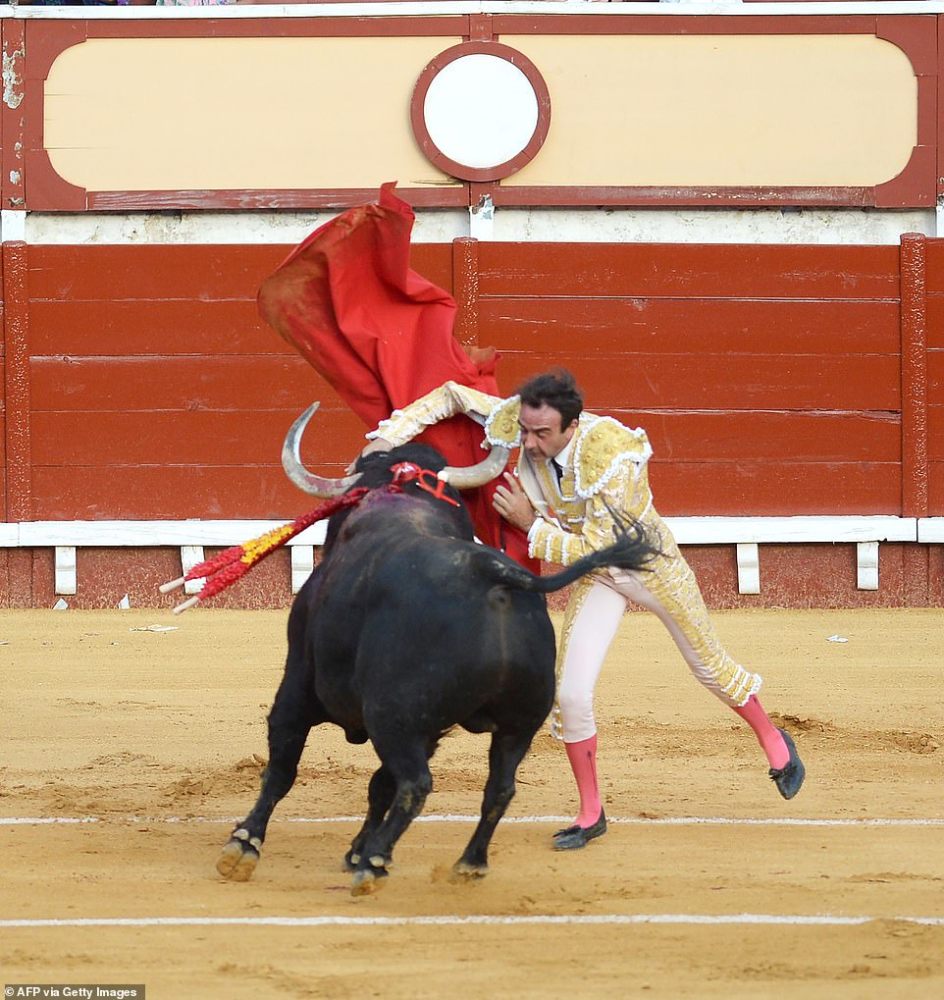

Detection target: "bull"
[217, 405, 656, 895]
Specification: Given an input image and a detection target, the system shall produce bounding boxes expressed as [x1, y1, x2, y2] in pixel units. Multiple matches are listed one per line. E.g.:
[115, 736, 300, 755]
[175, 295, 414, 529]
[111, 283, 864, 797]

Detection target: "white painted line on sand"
[0, 816, 99, 825]
[2, 913, 943, 930]
[2, 814, 943, 827]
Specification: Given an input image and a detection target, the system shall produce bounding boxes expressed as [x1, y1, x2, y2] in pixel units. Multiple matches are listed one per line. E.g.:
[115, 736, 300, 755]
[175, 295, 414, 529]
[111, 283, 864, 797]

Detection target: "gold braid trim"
[371, 395, 458, 446]
[368, 383, 502, 447]
[574, 416, 653, 499]
[484, 396, 522, 447]
[630, 545, 764, 707]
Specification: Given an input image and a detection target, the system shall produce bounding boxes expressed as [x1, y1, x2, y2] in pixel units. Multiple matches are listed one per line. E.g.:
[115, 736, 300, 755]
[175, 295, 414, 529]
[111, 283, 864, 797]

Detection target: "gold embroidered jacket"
[369, 381, 657, 567]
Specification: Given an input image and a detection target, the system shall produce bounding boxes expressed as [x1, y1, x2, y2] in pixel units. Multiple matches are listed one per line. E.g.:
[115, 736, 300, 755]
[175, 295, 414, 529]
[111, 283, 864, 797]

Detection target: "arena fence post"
[899, 232, 929, 519]
[2, 239, 33, 606]
[452, 236, 480, 350]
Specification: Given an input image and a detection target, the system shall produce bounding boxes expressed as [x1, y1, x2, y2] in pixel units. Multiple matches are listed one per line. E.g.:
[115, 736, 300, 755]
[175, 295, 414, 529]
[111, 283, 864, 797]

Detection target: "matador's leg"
[551, 576, 627, 846]
[605, 534, 804, 799]
[607, 545, 761, 706]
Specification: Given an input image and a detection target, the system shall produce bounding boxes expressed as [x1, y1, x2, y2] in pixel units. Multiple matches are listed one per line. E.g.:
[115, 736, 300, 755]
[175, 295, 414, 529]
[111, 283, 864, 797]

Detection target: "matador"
[362, 369, 806, 850]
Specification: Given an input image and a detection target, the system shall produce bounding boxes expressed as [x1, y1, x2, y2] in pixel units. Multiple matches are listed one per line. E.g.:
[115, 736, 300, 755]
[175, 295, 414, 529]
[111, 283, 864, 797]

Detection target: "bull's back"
[312, 528, 556, 733]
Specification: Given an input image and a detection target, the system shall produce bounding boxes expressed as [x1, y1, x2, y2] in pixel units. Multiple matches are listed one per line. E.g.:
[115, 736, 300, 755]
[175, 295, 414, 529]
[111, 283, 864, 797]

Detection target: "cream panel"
[44, 36, 461, 191]
[502, 34, 918, 188]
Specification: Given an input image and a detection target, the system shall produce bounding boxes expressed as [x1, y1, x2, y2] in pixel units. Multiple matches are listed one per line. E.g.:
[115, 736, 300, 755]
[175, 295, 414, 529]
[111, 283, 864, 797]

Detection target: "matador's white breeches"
[551, 542, 763, 743]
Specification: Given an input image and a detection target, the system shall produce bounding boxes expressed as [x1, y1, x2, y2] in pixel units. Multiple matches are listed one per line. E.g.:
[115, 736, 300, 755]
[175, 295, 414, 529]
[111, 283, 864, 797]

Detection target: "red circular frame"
[410, 41, 552, 183]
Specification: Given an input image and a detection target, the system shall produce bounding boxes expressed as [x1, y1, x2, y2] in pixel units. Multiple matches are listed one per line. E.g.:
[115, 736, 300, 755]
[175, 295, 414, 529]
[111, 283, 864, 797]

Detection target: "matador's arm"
[527, 462, 645, 566]
[367, 380, 508, 447]
[526, 417, 654, 567]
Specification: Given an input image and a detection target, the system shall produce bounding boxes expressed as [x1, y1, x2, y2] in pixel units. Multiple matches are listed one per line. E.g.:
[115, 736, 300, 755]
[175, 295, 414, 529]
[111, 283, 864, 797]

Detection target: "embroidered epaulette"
[573, 415, 652, 498]
[484, 396, 522, 447]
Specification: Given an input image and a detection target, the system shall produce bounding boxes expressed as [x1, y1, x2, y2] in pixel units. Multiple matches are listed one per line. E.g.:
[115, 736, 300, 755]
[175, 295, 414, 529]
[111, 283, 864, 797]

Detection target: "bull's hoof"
[344, 850, 391, 873]
[216, 831, 261, 882]
[350, 866, 388, 896]
[450, 860, 488, 883]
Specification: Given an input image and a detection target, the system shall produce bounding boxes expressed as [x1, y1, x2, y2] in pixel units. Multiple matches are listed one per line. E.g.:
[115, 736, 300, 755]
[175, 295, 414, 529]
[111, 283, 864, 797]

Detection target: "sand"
[1, 607, 942, 999]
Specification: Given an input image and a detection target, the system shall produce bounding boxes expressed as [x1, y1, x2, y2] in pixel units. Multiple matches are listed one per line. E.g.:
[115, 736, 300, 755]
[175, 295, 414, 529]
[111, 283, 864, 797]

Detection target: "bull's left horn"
[438, 445, 511, 489]
[282, 403, 361, 497]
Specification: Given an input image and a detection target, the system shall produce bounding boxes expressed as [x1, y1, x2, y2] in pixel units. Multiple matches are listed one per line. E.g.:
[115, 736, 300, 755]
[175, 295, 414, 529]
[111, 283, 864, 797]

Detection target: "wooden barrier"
[0, 235, 940, 607]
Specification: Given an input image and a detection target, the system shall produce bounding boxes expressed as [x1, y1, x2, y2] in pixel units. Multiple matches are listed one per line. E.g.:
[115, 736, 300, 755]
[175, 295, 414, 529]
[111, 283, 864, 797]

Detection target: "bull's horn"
[438, 445, 511, 489]
[281, 402, 361, 497]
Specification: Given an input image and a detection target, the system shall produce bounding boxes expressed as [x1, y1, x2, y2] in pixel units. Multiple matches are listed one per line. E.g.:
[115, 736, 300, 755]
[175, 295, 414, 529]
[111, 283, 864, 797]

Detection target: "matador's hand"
[492, 472, 536, 532]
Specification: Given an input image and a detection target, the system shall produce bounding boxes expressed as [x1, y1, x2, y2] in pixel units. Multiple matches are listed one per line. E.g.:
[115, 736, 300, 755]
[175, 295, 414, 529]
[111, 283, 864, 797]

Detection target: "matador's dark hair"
[516, 368, 584, 428]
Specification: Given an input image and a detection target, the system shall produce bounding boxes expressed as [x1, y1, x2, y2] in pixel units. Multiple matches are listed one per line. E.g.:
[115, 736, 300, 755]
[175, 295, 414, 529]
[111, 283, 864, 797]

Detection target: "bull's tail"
[489, 510, 660, 594]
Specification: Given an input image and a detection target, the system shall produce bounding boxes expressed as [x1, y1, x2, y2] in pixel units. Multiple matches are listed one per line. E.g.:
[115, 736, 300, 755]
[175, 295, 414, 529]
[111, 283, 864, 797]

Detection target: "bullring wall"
[0, 234, 941, 608]
[0, 3, 942, 608]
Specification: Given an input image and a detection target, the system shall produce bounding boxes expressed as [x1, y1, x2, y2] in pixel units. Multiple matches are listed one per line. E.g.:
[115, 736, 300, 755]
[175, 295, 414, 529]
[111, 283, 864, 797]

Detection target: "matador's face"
[518, 404, 578, 463]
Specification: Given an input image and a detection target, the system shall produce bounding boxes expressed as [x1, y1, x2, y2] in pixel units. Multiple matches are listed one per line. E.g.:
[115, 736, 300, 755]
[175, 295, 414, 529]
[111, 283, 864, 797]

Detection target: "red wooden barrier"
[923, 239, 944, 512]
[0, 235, 940, 607]
[8, 238, 939, 521]
[475, 241, 905, 517]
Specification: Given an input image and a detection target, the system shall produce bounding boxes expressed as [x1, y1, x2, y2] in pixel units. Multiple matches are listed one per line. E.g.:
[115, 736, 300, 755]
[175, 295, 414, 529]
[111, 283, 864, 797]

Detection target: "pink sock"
[732, 695, 789, 769]
[564, 735, 602, 828]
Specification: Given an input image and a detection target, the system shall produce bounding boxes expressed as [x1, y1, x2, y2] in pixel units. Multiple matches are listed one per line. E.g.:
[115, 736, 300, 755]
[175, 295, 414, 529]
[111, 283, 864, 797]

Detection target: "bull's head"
[282, 403, 511, 496]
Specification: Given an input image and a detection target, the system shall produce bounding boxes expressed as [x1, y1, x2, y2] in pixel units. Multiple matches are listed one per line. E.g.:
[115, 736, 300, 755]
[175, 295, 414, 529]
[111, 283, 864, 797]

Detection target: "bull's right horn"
[438, 445, 511, 489]
[282, 403, 361, 497]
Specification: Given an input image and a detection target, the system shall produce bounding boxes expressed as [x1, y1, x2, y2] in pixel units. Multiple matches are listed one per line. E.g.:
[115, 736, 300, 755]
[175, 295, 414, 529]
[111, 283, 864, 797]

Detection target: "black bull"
[217, 443, 656, 895]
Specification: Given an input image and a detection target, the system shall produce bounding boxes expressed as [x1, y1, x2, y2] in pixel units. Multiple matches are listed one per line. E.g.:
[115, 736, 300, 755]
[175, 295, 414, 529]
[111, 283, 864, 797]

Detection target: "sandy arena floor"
[1, 607, 942, 999]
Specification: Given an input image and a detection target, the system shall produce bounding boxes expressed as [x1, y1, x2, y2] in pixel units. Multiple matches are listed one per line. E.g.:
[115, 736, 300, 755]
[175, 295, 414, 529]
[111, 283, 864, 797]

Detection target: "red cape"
[258, 183, 536, 569]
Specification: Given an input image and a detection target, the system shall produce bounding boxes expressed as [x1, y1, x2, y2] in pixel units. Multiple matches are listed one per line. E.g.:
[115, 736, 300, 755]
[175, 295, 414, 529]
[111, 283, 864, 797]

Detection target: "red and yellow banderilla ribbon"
[158, 462, 458, 615]
[158, 487, 370, 614]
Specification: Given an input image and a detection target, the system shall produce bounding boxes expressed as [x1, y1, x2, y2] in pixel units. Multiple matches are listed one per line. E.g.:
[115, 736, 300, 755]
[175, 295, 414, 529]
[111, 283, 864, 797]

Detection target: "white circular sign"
[422, 54, 540, 170]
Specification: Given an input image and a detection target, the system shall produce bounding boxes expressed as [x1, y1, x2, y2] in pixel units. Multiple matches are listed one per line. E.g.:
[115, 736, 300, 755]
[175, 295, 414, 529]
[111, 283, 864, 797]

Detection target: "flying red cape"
[257, 182, 536, 569]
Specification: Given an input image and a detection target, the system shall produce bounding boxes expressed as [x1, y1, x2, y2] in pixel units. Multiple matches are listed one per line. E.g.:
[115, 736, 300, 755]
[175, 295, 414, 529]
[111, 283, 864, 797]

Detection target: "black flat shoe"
[769, 728, 806, 800]
[553, 810, 607, 851]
